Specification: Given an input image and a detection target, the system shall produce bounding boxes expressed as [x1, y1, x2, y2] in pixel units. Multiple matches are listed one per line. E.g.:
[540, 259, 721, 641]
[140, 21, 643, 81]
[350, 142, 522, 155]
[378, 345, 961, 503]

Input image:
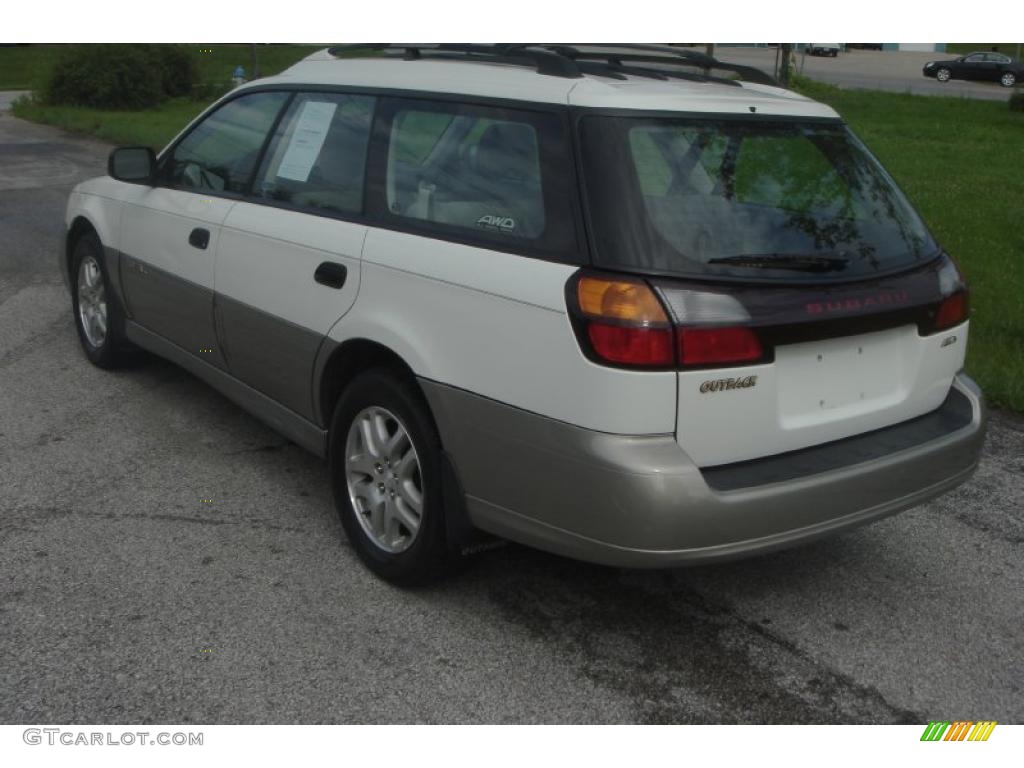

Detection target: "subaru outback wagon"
[63, 44, 986, 584]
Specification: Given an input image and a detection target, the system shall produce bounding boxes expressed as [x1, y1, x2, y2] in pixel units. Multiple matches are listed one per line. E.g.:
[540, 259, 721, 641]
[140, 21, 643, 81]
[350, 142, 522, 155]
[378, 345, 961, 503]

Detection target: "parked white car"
[63, 44, 985, 584]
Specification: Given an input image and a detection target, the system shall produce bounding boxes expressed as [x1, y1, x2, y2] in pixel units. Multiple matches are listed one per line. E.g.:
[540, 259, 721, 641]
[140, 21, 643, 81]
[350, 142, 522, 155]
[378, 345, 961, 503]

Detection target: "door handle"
[314, 262, 348, 290]
[189, 227, 210, 250]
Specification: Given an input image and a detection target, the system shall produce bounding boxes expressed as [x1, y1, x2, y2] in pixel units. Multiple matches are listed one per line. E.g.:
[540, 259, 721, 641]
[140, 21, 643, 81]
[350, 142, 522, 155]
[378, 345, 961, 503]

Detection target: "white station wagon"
[62, 45, 986, 583]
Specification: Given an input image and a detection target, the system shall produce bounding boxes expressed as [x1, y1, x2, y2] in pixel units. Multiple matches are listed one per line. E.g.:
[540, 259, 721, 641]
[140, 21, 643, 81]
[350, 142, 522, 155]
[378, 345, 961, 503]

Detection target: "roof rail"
[326, 44, 777, 86]
[327, 44, 583, 78]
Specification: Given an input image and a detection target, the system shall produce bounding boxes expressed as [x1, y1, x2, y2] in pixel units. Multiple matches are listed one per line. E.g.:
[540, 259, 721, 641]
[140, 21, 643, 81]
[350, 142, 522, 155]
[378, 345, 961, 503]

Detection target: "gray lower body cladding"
[421, 373, 986, 568]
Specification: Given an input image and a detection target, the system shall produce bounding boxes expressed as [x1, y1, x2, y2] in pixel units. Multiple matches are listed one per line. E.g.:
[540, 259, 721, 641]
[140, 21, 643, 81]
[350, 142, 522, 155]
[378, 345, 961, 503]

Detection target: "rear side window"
[254, 92, 375, 216]
[163, 91, 288, 194]
[379, 99, 576, 254]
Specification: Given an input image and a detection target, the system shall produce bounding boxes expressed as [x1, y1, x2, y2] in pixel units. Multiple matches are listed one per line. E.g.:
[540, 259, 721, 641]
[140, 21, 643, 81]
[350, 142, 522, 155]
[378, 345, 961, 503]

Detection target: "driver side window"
[162, 91, 288, 194]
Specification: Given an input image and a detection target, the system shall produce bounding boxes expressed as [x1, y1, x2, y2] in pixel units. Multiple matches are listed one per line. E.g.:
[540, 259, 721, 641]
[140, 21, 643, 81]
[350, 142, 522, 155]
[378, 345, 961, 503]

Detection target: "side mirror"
[108, 147, 156, 184]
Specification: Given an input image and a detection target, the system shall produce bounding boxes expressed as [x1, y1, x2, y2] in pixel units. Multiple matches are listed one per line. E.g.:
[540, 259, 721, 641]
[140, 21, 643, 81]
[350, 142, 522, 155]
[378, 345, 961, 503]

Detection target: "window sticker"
[276, 101, 338, 182]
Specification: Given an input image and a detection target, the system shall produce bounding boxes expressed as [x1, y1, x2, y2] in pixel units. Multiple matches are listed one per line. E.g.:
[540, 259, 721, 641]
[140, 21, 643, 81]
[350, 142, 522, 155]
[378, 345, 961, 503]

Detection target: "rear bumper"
[422, 373, 986, 568]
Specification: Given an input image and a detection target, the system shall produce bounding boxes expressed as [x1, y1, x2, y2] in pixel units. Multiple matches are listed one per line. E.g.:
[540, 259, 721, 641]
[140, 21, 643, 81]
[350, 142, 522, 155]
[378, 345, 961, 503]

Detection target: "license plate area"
[775, 327, 909, 428]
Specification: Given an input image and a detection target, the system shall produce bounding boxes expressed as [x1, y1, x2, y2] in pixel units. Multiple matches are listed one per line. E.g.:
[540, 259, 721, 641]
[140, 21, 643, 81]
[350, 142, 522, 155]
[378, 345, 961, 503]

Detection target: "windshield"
[579, 116, 938, 282]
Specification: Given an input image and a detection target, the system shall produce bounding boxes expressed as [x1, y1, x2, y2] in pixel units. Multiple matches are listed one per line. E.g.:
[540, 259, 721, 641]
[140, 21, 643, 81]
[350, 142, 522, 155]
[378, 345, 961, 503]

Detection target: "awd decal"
[476, 214, 516, 232]
[920, 721, 997, 742]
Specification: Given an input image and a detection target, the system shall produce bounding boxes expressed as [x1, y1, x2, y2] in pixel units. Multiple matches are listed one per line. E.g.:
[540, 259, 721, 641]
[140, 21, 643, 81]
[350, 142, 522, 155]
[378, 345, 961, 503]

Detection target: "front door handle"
[314, 261, 348, 290]
[189, 227, 210, 250]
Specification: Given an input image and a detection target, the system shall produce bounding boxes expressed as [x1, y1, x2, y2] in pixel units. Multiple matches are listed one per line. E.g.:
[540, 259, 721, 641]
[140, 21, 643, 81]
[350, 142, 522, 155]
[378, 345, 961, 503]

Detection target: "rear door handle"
[189, 227, 210, 250]
[314, 262, 348, 290]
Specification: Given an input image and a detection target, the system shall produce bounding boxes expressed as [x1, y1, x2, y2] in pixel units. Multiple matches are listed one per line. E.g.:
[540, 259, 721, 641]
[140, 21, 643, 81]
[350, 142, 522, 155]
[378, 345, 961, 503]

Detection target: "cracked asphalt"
[1, 103, 1022, 724]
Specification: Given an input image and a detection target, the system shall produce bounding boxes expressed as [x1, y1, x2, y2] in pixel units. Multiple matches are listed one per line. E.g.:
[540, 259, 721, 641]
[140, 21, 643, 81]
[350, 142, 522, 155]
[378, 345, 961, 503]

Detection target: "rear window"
[581, 117, 938, 282]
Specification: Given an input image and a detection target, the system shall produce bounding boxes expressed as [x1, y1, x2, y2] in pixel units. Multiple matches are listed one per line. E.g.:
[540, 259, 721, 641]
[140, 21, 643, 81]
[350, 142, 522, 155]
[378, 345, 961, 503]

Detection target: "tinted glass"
[164, 91, 288, 193]
[254, 93, 375, 215]
[386, 106, 547, 240]
[581, 117, 938, 282]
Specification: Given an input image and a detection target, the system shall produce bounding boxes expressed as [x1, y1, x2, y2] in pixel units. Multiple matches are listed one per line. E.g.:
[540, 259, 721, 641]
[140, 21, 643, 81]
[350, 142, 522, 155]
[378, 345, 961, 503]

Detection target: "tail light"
[678, 327, 763, 366]
[571, 275, 674, 367]
[932, 290, 969, 332]
[567, 273, 766, 370]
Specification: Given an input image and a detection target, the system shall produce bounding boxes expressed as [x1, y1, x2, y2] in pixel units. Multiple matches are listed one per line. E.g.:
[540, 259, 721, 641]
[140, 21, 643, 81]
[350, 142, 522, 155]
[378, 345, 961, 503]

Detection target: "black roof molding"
[326, 44, 778, 86]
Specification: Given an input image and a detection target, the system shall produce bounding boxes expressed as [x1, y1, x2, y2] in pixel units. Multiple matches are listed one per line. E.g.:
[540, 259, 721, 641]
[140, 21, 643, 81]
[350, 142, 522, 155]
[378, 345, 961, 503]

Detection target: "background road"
[697, 47, 1014, 101]
[1, 104, 1022, 724]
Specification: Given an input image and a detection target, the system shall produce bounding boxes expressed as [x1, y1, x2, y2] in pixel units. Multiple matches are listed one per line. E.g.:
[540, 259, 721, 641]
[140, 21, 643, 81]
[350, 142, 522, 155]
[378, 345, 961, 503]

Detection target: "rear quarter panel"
[340, 228, 678, 435]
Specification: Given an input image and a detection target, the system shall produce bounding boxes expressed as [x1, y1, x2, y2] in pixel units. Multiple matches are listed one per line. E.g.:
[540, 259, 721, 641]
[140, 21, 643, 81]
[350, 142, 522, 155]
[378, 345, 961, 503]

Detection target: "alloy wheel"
[77, 255, 108, 349]
[344, 406, 424, 553]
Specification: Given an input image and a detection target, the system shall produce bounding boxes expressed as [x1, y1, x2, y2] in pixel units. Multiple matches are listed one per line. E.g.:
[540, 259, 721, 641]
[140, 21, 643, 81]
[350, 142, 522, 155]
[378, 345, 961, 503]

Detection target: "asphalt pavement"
[1, 101, 1022, 724]
[697, 47, 1014, 101]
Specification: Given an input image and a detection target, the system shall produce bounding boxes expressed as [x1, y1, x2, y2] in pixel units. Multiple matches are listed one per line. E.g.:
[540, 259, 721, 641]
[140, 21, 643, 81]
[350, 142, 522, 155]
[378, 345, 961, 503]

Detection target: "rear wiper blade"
[707, 253, 850, 273]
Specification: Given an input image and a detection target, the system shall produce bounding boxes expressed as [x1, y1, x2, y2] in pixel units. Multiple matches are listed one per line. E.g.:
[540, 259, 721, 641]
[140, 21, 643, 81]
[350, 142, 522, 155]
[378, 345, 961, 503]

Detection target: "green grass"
[795, 79, 1024, 411]
[6, 44, 324, 149]
[944, 43, 1023, 57]
[0, 43, 322, 91]
[11, 97, 209, 148]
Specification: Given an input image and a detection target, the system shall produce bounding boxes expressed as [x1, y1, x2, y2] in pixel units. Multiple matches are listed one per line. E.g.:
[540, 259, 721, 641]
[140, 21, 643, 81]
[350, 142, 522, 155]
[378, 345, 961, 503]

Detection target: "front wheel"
[936, 67, 952, 82]
[71, 232, 135, 368]
[328, 368, 452, 585]
[1000, 72, 1016, 87]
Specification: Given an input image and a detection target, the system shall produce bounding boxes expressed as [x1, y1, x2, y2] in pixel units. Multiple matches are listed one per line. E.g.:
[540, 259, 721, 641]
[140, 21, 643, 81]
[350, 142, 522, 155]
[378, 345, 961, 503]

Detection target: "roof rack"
[326, 44, 778, 86]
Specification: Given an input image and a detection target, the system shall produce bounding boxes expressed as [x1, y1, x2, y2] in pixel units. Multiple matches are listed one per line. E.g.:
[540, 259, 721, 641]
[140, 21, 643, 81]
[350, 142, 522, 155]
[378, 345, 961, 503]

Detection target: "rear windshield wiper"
[707, 253, 850, 273]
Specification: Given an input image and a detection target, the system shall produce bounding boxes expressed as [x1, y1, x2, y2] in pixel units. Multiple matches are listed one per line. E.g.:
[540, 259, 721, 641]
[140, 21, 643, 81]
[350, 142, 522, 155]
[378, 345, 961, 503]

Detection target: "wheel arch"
[316, 336, 476, 551]
[315, 337, 420, 430]
[65, 215, 100, 286]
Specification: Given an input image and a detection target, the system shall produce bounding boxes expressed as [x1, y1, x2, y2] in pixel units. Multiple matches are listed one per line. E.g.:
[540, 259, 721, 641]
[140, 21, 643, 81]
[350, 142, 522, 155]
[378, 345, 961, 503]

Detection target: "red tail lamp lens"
[678, 327, 763, 367]
[934, 292, 968, 331]
[587, 323, 674, 367]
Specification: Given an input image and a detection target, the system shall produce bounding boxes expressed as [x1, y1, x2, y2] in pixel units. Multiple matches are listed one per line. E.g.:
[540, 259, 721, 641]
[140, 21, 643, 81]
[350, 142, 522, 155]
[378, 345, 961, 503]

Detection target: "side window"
[385, 103, 548, 241]
[964, 54, 984, 63]
[163, 91, 288, 193]
[254, 93, 375, 216]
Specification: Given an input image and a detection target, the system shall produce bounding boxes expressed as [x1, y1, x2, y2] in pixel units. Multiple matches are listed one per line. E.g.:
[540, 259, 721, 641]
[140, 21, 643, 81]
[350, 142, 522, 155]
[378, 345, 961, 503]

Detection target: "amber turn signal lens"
[577, 276, 669, 326]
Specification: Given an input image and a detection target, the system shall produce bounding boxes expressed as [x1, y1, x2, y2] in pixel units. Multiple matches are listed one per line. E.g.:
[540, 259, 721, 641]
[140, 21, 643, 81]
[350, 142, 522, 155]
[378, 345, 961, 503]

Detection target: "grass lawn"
[0, 43, 322, 91]
[11, 98, 210, 148]
[944, 43, 1023, 57]
[795, 79, 1024, 412]
[8, 44, 324, 148]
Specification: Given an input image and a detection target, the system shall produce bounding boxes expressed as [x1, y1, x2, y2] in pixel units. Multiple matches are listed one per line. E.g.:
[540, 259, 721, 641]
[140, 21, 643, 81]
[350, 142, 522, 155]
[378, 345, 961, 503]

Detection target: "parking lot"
[697, 46, 1015, 101]
[1, 103, 1022, 724]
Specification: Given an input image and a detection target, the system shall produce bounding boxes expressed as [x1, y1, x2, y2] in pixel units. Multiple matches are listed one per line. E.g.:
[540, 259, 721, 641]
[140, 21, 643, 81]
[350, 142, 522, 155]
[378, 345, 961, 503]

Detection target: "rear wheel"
[71, 232, 135, 368]
[1000, 72, 1016, 87]
[936, 67, 952, 82]
[329, 368, 451, 585]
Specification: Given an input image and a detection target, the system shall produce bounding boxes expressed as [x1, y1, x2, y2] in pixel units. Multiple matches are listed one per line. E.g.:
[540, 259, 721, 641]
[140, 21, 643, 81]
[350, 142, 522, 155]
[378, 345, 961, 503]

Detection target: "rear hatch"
[577, 112, 970, 467]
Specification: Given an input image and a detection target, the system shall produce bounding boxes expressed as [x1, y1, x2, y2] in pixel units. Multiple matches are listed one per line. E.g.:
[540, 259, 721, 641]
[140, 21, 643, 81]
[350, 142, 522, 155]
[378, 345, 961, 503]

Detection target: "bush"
[145, 44, 198, 98]
[43, 44, 197, 110]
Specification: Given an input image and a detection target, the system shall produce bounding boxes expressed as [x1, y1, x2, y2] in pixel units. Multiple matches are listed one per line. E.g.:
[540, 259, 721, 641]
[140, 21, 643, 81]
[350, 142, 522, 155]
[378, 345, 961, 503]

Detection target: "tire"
[936, 67, 952, 83]
[70, 232, 135, 369]
[1000, 72, 1016, 88]
[328, 368, 451, 585]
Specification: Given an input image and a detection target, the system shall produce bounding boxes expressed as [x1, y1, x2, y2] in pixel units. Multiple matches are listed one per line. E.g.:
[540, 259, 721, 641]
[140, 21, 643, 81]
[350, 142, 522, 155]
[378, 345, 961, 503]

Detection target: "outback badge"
[700, 375, 758, 394]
